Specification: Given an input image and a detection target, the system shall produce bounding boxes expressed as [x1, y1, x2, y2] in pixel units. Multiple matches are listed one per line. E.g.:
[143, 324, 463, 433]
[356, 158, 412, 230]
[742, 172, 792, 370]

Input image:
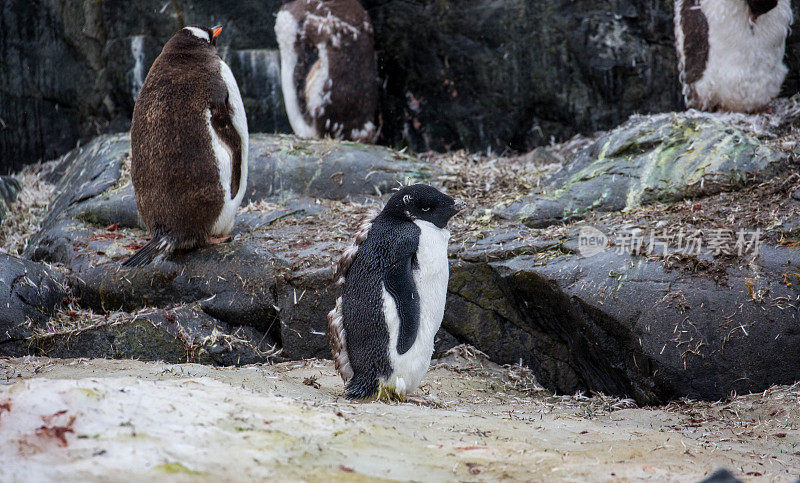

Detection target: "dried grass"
[664, 381, 800, 428]
[240, 199, 283, 214]
[0, 162, 57, 256]
[32, 302, 154, 340]
[194, 326, 281, 359]
[433, 345, 637, 418]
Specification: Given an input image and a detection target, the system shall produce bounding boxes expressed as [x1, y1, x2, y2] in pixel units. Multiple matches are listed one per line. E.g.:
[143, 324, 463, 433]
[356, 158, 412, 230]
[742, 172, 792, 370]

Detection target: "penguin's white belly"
[382, 220, 450, 395]
[693, 0, 791, 112]
[209, 59, 249, 236]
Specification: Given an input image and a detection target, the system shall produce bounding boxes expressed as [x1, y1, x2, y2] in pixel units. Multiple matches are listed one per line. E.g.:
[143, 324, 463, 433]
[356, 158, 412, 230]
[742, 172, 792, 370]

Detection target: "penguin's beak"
[212, 25, 223, 38]
[453, 200, 467, 212]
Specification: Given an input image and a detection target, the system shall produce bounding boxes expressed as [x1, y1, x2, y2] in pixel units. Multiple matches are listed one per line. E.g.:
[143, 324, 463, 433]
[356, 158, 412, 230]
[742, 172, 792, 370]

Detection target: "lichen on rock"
[499, 102, 800, 228]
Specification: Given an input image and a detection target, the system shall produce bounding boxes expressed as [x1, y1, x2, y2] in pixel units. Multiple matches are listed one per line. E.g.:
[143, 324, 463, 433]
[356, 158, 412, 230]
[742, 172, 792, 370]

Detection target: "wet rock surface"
[6, 1, 800, 169]
[0, 255, 68, 357]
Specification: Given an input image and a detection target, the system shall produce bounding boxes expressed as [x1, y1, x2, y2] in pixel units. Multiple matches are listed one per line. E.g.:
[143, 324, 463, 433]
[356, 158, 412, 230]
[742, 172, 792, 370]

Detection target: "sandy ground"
[1, 349, 798, 482]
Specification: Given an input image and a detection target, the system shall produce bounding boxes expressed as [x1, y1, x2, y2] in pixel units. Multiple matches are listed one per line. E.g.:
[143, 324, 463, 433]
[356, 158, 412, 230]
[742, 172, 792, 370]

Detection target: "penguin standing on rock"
[675, 0, 793, 113]
[123, 25, 248, 267]
[328, 184, 466, 400]
[275, 0, 378, 143]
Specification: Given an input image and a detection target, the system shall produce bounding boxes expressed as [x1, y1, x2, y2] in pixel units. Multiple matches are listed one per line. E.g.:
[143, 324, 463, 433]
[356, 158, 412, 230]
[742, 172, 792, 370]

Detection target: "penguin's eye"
[421, 206, 431, 212]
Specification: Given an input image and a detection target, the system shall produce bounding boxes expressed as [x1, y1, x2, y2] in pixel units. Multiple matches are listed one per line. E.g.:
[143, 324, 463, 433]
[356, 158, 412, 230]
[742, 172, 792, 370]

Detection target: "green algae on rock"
[499, 112, 794, 228]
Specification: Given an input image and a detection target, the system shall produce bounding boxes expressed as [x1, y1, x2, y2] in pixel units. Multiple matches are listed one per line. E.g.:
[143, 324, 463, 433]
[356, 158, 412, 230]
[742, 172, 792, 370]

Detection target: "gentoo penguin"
[122, 25, 248, 266]
[275, 0, 378, 143]
[674, 0, 793, 113]
[327, 184, 466, 400]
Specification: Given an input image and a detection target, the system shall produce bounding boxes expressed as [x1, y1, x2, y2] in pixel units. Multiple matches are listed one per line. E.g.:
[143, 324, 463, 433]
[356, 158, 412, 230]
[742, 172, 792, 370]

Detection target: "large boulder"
[446, 239, 800, 404]
[0, 254, 68, 356]
[499, 109, 797, 227]
[24, 133, 439, 363]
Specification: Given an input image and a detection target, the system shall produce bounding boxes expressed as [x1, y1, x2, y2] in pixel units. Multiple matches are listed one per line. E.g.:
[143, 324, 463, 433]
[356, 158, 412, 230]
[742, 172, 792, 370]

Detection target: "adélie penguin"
[328, 184, 466, 400]
[674, 0, 792, 113]
[123, 25, 249, 266]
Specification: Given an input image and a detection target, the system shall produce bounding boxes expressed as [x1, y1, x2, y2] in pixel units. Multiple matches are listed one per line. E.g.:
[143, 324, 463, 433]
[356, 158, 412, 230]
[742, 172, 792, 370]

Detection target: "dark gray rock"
[18, 125, 800, 403]
[37, 303, 278, 366]
[447, 241, 800, 404]
[244, 134, 439, 201]
[445, 260, 583, 393]
[7, 0, 800, 170]
[0, 254, 68, 356]
[24, 133, 436, 363]
[499, 113, 793, 228]
[0, 0, 98, 173]
[367, 0, 683, 152]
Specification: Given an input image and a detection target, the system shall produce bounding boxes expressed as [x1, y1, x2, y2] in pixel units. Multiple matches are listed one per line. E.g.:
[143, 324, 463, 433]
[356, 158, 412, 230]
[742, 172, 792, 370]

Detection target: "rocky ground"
[3, 103, 800, 403]
[2, 350, 799, 481]
[2, 102, 800, 480]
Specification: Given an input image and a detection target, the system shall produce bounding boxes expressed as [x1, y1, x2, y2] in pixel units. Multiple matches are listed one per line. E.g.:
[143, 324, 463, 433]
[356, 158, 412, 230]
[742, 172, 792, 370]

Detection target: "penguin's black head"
[175, 25, 223, 48]
[382, 184, 466, 229]
[747, 0, 778, 19]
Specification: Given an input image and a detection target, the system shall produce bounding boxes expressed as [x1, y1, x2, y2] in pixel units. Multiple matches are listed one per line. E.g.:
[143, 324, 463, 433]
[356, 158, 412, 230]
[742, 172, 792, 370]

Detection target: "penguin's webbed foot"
[208, 236, 232, 245]
[374, 384, 404, 404]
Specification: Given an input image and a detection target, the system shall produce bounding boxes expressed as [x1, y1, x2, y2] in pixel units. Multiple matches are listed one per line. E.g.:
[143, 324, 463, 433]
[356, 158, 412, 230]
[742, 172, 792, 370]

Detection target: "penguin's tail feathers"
[121, 231, 173, 267]
[344, 373, 380, 400]
[327, 296, 354, 382]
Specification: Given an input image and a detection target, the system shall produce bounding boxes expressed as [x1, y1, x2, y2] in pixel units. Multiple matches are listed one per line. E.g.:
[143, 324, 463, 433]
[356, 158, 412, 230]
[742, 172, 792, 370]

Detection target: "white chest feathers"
[209, 59, 249, 236]
[382, 220, 450, 395]
[693, 0, 792, 112]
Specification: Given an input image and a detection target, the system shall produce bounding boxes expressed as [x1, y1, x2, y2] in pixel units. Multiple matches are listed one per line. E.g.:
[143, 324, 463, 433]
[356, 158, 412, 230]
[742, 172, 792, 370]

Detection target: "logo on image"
[578, 225, 608, 257]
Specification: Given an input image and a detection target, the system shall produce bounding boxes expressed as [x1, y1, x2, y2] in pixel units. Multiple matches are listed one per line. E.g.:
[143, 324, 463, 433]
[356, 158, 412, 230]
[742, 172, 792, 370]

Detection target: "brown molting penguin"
[123, 26, 248, 267]
[275, 0, 378, 143]
[675, 0, 793, 113]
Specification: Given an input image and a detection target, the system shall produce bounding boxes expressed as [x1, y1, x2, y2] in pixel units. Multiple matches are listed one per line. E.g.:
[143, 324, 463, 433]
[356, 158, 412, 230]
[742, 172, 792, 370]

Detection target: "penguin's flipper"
[384, 238, 421, 355]
[210, 74, 243, 198]
[121, 231, 173, 267]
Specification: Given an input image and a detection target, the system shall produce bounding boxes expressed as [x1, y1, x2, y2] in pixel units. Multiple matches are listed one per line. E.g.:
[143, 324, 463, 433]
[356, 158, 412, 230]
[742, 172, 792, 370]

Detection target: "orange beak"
[212, 25, 223, 38]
